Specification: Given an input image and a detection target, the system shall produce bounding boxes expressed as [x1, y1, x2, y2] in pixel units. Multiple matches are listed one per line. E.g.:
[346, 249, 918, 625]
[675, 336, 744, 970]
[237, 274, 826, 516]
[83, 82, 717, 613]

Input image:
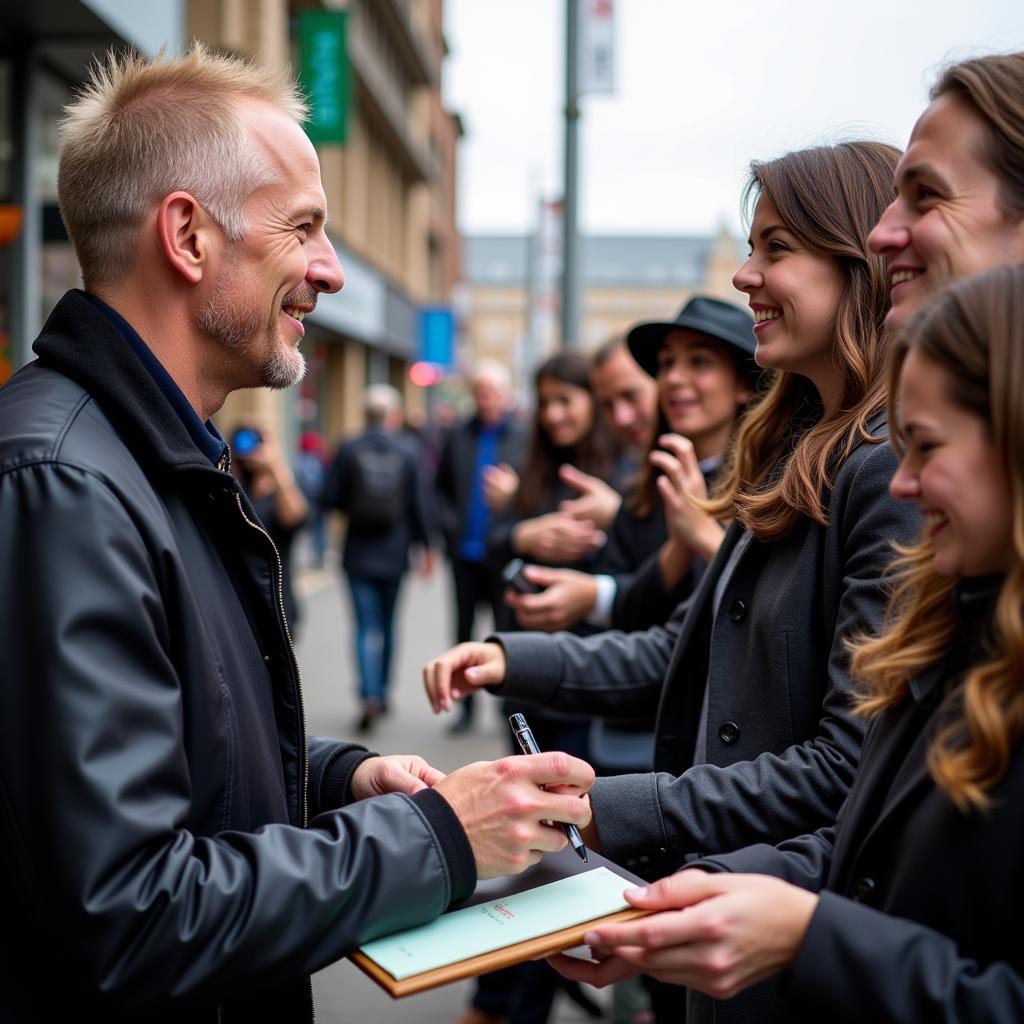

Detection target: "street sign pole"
[560, 0, 580, 349]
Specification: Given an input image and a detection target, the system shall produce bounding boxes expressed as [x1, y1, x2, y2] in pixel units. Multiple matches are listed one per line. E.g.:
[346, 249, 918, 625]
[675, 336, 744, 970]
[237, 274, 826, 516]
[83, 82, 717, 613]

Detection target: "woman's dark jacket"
[700, 579, 1024, 1022]
[0, 291, 475, 1022]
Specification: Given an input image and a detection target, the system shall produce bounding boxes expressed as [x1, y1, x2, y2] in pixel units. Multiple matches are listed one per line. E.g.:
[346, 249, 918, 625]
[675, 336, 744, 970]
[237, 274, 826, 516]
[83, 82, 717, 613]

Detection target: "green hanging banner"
[298, 10, 351, 145]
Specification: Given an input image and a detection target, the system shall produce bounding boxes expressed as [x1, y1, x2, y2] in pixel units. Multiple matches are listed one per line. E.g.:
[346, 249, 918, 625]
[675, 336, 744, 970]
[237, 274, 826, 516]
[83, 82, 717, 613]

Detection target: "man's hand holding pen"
[510, 713, 589, 862]
[434, 752, 594, 879]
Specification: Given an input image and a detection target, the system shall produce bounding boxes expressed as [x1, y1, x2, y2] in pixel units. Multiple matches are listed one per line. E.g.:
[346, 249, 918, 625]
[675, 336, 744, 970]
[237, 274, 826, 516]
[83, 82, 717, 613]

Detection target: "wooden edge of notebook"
[349, 907, 653, 999]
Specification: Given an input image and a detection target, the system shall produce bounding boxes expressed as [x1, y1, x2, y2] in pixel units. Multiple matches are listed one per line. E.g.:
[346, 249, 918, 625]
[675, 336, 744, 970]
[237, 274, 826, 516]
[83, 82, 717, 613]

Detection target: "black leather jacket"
[0, 292, 475, 1022]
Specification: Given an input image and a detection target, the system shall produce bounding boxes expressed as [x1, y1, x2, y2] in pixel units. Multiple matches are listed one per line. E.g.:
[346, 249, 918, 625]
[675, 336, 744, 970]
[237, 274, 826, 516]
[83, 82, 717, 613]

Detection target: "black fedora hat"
[626, 295, 757, 379]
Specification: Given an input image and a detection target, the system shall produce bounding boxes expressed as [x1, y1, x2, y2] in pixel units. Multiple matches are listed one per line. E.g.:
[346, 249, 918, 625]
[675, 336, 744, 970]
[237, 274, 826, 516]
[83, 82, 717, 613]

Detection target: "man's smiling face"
[868, 92, 1024, 334]
[196, 99, 344, 389]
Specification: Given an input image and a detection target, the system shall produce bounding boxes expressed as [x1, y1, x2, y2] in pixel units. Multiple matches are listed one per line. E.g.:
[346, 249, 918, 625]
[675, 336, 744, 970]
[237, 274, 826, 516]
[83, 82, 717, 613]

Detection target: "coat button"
[728, 600, 747, 623]
[851, 877, 876, 903]
[719, 721, 739, 744]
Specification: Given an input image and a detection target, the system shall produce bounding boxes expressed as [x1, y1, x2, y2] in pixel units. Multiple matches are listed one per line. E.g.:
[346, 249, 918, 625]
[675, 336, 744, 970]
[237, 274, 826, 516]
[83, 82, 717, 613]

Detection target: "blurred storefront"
[1, 0, 462, 452]
[0, 1, 185, 383]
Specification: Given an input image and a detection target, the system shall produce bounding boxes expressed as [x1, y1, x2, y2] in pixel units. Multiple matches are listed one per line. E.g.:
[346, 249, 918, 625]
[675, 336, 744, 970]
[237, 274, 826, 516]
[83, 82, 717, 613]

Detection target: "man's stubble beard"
[196, 288, 307, 391]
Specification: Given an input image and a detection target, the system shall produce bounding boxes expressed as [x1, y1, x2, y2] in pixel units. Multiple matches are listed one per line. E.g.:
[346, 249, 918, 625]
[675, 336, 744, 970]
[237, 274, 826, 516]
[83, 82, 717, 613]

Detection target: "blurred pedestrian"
[327, 384, 435, 732]
[294, 428, 329, 568]
[434, 360, 526, 734]
[231, 420, 309, 631]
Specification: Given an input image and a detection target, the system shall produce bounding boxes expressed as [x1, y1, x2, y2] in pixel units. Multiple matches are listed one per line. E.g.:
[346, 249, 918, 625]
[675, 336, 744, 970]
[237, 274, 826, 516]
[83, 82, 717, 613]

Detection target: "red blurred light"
[409, 361, 443, 387]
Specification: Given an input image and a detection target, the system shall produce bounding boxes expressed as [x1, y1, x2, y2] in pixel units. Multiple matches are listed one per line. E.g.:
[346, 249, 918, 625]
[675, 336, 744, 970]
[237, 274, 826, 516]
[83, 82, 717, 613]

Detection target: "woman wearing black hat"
[613, 296, 763, 630]
[425, 140, 919, 1024]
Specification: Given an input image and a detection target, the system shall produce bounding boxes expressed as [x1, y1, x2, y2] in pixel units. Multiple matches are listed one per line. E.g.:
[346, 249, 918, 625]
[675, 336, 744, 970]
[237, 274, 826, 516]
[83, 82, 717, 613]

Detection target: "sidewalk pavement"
[293, 560, 611, 1024]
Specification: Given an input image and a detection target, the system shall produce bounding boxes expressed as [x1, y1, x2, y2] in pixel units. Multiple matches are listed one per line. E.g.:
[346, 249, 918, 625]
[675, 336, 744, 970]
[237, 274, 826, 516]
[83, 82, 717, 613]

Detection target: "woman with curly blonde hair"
[564, 264, 1024, 1023]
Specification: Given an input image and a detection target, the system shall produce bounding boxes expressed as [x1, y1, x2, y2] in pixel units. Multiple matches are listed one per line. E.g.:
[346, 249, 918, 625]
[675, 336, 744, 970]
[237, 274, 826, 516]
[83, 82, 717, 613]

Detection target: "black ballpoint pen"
[509, 713, 589, 862]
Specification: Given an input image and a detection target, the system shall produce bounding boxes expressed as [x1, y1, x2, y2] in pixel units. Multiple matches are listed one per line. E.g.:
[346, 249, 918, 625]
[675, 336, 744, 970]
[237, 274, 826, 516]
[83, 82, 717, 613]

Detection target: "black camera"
[502, 558, 544, 595]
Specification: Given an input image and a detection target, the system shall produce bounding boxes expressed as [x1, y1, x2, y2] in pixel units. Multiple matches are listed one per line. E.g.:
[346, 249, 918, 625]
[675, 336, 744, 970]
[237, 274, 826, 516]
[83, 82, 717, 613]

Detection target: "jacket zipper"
[233, 492, 310, 828]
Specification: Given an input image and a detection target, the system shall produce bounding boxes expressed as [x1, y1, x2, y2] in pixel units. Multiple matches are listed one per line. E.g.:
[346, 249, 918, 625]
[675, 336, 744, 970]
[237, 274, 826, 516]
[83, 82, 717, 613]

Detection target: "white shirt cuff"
[586, 574, 617, 627]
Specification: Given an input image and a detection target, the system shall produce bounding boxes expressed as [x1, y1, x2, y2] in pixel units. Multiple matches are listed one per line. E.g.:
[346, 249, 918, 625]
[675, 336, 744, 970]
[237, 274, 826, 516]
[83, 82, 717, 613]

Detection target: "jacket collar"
[33, 290, 228, 479]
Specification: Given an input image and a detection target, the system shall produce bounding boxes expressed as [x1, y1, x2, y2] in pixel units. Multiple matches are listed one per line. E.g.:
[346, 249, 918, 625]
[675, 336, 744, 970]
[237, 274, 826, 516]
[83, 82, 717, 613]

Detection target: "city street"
[294, 561, 610, 1024]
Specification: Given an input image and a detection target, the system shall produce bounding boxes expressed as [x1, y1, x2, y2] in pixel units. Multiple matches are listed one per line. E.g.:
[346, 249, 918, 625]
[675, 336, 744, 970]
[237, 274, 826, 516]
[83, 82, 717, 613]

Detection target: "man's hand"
[482, 462, 519, 512]
[434, 753, 595, 878]
[512, 512, 605, 564]
[550, 870, 818, 999]
[423, 641, 507, 713]
[505, 565, 597, 632]
[350, 754, 447, 799]
[558, 464, 622, 532]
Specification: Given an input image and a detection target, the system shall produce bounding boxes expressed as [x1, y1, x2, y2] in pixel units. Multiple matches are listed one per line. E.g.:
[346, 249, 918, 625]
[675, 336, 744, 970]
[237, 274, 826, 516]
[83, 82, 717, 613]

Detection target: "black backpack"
[346, 442, 406, 529]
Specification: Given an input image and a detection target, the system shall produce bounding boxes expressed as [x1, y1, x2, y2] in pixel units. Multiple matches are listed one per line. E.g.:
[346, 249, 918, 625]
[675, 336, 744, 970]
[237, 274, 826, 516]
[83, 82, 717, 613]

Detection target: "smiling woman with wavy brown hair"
[851, 263, 1024, 811]
[703, 141, 899, 538]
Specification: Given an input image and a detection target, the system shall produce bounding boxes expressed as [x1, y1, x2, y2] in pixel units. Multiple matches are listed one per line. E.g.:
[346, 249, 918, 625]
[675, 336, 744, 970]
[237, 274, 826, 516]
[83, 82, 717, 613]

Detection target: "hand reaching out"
[549, 870, 818, 1000]
[423, 641, 508, 713]
[558, 464, 622, 532]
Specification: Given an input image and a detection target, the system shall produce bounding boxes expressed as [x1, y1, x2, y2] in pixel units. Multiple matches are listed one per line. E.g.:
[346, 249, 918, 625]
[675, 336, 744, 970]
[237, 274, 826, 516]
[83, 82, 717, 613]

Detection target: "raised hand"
[423, 641, 508, 713]
[558, 463, 623, 532]
[650, 434, 725, 586]
[482, 462, 520, 512]
[512, 511, 606, 563]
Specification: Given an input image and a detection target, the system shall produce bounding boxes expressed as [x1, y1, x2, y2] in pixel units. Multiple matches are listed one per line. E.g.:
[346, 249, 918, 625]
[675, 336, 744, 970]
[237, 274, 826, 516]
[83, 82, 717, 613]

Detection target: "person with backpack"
[327, 384, 436, 732]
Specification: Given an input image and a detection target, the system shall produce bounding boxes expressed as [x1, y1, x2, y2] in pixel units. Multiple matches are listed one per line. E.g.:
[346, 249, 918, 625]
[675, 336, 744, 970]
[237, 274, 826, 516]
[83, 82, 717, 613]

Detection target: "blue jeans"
[347, 576, 402, 705]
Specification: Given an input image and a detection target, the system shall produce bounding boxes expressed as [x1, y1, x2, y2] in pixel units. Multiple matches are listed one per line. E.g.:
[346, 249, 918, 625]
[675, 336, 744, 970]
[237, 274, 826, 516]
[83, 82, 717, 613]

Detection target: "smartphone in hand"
[502, 558, 544, 595]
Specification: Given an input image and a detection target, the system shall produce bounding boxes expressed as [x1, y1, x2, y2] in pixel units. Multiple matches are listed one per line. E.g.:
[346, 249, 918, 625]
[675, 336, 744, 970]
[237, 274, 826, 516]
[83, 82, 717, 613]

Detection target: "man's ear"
[156, 192, 217, 284]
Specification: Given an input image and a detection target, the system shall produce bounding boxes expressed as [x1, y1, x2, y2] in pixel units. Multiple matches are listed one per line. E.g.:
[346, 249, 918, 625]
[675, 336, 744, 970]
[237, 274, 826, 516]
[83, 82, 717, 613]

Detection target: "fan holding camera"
[230, 421, 309, 631]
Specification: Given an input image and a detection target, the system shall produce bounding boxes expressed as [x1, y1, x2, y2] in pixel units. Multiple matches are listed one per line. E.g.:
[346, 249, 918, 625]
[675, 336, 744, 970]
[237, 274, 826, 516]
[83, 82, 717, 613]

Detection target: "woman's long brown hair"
[851, 265, 1024, 812]
[703, 142, 900, 540]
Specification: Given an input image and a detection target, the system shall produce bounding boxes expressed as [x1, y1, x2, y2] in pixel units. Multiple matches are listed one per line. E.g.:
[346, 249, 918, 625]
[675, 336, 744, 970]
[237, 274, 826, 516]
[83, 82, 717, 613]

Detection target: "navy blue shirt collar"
[84, 294, 227, 466]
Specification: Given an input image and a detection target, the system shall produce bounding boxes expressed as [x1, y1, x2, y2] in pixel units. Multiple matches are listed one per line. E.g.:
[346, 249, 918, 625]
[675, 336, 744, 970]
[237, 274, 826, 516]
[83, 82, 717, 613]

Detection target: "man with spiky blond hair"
[0, 46, 593, 1021]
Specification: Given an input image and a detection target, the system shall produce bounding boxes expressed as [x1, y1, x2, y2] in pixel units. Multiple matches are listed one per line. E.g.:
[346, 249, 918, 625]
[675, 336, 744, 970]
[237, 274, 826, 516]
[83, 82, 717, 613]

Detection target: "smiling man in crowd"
[0, 46, 593, 1022]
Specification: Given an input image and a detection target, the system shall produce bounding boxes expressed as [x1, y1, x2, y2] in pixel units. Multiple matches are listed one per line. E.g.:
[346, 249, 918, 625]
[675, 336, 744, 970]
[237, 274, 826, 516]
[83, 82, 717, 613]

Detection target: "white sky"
[443, 0, 1024, 238]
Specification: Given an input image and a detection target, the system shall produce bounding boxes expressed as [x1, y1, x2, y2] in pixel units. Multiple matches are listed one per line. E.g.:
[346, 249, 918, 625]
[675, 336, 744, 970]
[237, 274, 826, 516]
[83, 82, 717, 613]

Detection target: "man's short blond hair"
[58, 43, 308, 289]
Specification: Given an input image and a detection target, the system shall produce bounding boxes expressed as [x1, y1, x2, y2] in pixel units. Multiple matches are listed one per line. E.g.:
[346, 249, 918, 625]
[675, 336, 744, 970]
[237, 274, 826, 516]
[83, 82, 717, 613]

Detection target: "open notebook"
[351, 846, 650, 997]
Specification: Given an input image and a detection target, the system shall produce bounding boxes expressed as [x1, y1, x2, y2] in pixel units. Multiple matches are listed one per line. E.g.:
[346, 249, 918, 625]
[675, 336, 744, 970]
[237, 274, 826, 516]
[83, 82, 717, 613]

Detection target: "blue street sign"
[420, 307, 455, 368]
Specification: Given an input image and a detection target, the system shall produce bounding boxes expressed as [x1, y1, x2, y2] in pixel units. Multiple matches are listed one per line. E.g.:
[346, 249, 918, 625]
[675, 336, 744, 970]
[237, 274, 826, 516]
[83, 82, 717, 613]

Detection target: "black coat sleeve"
[789, 893, 1024, 1022]
[611, 547, 698, 632]
[493, 597, 689, 720]
[589, 440, 918, 864]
